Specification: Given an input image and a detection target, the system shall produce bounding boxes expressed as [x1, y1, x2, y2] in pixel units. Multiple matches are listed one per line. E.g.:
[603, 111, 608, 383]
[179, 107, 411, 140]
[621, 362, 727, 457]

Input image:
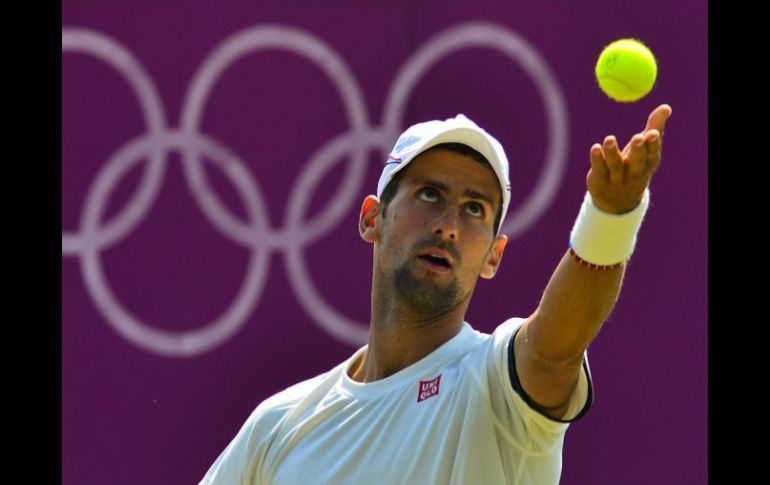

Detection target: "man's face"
[371, 149, 507, 317]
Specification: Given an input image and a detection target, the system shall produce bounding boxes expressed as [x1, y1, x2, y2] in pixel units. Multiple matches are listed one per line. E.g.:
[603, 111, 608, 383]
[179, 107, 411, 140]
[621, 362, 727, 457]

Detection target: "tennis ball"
[595, 38, 657, 102]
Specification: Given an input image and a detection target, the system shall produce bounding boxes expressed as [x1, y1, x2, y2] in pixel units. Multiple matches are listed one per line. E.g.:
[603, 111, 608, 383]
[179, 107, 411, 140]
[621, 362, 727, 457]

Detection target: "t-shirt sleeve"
[199, 404, 275, 485]
[486, 318, 594, 452]
[199, 372, 333, 485]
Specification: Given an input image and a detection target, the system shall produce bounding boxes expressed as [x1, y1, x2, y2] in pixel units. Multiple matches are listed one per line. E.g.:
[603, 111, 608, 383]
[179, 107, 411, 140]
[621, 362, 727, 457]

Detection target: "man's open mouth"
[418, 254, 451, 269]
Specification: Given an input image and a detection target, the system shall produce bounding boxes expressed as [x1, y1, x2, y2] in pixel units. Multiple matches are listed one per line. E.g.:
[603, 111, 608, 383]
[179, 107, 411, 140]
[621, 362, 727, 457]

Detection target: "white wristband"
[569, 189, 650, 266]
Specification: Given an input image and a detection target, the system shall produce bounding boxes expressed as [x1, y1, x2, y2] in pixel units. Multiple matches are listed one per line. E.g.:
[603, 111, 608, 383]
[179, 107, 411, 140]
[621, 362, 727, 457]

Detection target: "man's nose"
[431, 208, 459, 241]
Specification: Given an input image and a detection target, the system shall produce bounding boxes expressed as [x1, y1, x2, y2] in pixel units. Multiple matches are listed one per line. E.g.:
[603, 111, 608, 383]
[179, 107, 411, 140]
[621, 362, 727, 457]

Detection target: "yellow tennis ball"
[595, 38, 657, 102]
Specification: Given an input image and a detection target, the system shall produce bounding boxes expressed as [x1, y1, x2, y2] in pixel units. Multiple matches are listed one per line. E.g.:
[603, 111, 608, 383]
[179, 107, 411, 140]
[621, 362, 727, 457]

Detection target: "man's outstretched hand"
[587, 104, 672, 214]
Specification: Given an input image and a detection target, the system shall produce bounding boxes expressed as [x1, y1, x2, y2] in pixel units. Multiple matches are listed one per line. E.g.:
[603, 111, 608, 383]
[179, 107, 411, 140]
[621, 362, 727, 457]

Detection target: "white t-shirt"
[200, 318, 593, 485]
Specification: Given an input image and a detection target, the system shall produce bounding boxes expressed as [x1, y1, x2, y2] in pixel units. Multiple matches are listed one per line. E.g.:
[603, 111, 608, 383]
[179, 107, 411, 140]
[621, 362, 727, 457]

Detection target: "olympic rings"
[62, 22, 568, 357]
[62, 28, 168, 255]
[79, 132, 272, 356]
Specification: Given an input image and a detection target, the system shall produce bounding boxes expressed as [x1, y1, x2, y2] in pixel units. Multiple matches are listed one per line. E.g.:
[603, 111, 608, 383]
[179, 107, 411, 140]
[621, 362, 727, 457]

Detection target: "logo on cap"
[392, 134, 422, 156]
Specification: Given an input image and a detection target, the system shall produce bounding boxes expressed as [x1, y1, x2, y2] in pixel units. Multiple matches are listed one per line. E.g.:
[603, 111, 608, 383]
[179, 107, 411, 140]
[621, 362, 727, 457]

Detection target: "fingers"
[644, 104, 673, 137]
[603, 136, 623, 185]
[620, 126, 662, 188]
[606, 130, 653, 184]
[643, 105, 669, 175]
[626, 133, 648, 181]
[588, 106, 670, 212]
[643, 129, 662, 174]
[589, 143, 607, 176]
[619, 104, 671, 180]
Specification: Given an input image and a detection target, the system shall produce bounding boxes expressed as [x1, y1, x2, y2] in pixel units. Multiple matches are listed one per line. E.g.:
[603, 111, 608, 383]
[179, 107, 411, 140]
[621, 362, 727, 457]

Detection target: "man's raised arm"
[513, 104, 672, 419]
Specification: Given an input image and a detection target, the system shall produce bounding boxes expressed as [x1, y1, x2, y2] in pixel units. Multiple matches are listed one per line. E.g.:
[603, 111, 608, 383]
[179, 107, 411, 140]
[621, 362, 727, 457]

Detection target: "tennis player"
[201, 104, 672, 484]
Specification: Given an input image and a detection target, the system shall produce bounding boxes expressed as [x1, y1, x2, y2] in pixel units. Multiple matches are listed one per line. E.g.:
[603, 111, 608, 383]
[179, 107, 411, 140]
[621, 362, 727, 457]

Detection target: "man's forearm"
[527, 250, 625, 364]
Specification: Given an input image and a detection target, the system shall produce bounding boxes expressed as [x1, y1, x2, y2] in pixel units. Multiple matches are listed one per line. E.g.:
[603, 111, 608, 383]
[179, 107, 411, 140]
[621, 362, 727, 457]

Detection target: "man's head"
[375, 114, 511, 235]
[379, 142, 504, 235]
[359, 115, 510, 318]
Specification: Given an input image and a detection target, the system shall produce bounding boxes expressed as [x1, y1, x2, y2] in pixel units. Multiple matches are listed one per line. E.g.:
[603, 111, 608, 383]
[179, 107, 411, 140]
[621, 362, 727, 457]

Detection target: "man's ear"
[359, 195, 380, 243]
[480, 235, 508, 279]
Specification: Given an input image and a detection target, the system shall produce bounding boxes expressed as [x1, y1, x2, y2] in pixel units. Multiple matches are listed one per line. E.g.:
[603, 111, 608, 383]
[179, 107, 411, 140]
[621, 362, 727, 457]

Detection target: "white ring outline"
[62, 22, 569, 356]
[382, 21, 569, 239]
[179, 25, 371, 250]
[79, 131, 272, 356]
[283, 129, 393, 346]
[62, 29, 169, 255]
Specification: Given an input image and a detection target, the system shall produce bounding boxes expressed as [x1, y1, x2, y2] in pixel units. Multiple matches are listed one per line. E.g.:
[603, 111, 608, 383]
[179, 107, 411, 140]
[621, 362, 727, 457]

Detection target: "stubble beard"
[390, 261, 464, 318]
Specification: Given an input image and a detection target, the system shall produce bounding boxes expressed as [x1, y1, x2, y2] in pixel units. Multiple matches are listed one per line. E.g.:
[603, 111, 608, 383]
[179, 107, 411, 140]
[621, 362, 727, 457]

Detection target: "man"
[201, 105, 672, 484]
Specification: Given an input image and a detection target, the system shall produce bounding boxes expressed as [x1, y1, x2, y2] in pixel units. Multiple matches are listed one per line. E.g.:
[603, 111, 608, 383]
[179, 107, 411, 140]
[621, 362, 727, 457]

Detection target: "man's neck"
[349, 290, 469, 383]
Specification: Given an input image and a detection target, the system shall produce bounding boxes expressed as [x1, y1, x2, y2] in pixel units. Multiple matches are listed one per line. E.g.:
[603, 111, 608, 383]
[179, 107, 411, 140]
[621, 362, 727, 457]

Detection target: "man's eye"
[466, 202, 484, 217]
[418, 188, 439, 202]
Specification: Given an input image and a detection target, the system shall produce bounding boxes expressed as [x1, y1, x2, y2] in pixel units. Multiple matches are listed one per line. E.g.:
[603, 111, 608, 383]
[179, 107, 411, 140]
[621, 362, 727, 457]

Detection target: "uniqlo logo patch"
[417, 375, 442, 402]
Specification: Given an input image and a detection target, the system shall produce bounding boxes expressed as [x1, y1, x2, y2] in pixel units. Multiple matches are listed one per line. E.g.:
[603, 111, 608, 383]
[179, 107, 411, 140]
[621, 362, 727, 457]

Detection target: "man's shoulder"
[260, 368, 337, 411]
[466, 317, 527, 348]
[491, 317, 527, 340]
[245, 363, 344, 429]
[453, 318, 526, 370]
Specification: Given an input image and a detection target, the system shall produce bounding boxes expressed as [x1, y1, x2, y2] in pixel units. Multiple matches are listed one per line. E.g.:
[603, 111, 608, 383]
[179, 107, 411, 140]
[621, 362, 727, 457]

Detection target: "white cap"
[377, 114, 511, 234]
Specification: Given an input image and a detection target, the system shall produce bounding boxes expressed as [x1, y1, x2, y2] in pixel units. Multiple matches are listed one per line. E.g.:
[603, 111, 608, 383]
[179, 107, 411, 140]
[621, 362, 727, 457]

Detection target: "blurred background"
[62, 0, 707, 483]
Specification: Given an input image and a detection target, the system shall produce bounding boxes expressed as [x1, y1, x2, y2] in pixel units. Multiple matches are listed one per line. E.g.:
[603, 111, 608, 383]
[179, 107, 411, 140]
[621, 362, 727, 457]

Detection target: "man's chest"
[264, 367, 493, 484]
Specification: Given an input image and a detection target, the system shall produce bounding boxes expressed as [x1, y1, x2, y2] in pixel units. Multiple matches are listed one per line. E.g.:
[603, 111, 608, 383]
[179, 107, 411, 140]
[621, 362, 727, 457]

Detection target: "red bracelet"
[569, 248, 624, 271]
